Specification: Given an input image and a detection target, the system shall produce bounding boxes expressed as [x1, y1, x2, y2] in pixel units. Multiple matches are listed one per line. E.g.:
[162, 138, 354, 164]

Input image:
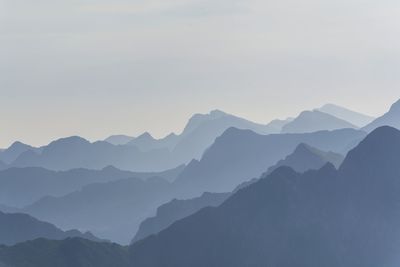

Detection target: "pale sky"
[1, 0, 400, 148]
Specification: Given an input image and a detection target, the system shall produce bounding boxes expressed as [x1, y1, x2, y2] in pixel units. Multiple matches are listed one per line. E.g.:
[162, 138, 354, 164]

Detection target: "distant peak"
[48, 136, 90, 146]
[294, 143, 313, 153]
[209, 109, 228, 117]
[320, 103, 344, 110]
[137, 132, 154, 140]
[8, 141, 31, 150]
[364, 126, 400, 140]
[101, 165, 120, 172]
[389, 98, 400, 112]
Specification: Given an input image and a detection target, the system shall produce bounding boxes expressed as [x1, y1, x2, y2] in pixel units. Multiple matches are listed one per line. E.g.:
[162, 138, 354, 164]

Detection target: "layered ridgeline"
[265, 143, 344, 174]
[133, 143, 344, 244]
[132, 192, 230, 243]
[363, 99, 400, 132]
[0, 165, 184, 209]
[317, 103, 375, 127]
[0, 142, 41, 165]
[20, 128, 364, 244]
[281, 110, 358, 133]
[173, 127, 365, 196]
[0, 211, 102, 246]
[0, 238, 129, 267]
[3, 107, 363, 172]
[23, 176, 174, 245]
[6, 110, 281, 172]
[129, 126, 400, 267]
[1, 126, 399, 266]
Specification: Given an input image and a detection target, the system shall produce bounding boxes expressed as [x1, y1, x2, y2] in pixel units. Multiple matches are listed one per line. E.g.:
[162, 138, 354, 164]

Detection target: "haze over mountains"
[23, 176, 174, 244]
[0, 211, 102, 246]
[1, 99, 400, 266]
[0, 165, 183, 208]
[129, 126, 400, 267]
[317, 104, 375, 127]
[266, 143, 344, 174]
[173, 127, 365, 196]
[363, 99, 400, 132]
[0, 104, 374, 173]
[281, 110, 357, 133]
[1, 126, 400, 266]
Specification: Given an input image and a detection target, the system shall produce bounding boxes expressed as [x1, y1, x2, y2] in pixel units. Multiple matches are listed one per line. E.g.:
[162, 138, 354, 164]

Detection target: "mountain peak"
[282, 110, 357, 134]
[388, 98, 400, 113]
[340, 126, 400, 177]
[8, 141, 30, 150]
[136, 132, 154, 140]
[209, 109, 227, 117]
[362, 98, 400, 132]
[48, 136, 90, 147]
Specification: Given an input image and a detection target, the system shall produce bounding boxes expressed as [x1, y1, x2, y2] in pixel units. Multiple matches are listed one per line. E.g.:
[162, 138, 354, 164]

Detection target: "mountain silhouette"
[266, 143, 344, 174]
[362, 98, 400, 132]
[317, 103, 375, 127]
[1, 127, 399, 266]
[103, 110, 280, 168]
[170, 110, 277, 162]
[0, 211, 103, 246]
[132, 143, 338, 245]
[174, 127, 366, 196]
[11, 136, 178, 172]
[0, 238, 129, 267]
[23, 176, 175, 244]
[128, 126, 400, 267]
[0, 165, 183, 208]
[132, 192, 229, 243]
[127, 132, 179, 152]
[282, 110, 358, 133]
[0, 142, 40, 164]
[104, 135, 135, 145]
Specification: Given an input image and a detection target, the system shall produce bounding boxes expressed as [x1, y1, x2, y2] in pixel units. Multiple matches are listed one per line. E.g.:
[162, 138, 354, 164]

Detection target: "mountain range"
[128, 126, 400, 267]
[0, 165, 183, 209]
[363, 99, 400, 132]
[266, 143, 344, 174]
[132, 192, 229, 243]
[0, 211, 102, 246]
[132, 142, 345, 244]
[0, 104, 371, 173]
[23, 176, 175, 244]
[173, 127, 366, 196]
[1, 126, 400, 266]
[15, 128, 360, 244]
[281, 110, 357, 133]
[317, 103, 375, 127]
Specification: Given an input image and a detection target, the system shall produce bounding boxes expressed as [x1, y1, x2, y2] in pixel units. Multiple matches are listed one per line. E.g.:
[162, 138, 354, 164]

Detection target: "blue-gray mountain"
[266, 143, 344, 174]
[129, 126, 400, 267]
[281, 110, 358, 133]
[11, 137, 175, 172]
[363, 99, 400, 132]
[132, 192, 229, 243]
[0, 165, 183, 208]
[1, 126, 399, 266]
[18, 128, 362, 244]
[133, 143, 344, 244]
[23, 176, 174, 244]
[173, 127, 365, 197]
[317, 103, 375, 127]
[5, 107, 360, 172]
[0, 142, 41, 165]
[0, 211, 102, 246]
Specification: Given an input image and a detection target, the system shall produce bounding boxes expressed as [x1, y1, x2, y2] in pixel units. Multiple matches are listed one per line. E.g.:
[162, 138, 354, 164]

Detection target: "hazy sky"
[1, 0, 400, 147]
